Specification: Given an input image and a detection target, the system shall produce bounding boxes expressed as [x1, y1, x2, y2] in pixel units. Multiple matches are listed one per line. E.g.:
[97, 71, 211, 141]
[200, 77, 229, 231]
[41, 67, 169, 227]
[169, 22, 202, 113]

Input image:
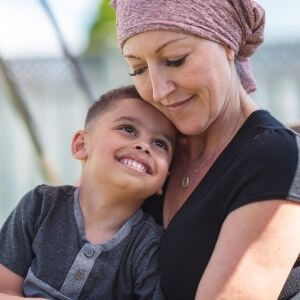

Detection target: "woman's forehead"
[123, 30, 223, 58]
[123, 30, 189, 53]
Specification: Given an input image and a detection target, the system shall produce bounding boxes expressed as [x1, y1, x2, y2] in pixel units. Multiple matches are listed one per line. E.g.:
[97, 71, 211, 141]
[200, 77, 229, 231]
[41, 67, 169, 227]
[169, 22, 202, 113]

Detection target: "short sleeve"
[132, 236, 164, 300]
[0, 186, 44, 277]
[130, 216, 165, 300]
[228, 129, 300, 213]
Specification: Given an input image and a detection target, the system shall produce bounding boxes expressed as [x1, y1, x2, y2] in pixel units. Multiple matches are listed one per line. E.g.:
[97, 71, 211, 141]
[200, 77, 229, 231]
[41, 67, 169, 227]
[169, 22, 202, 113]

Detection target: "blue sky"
[0, 0, 299, 59]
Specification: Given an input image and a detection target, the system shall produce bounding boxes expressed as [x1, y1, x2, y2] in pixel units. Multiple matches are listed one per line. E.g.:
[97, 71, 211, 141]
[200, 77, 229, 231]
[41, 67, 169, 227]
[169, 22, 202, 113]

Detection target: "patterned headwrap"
[111, 0, 265, 93]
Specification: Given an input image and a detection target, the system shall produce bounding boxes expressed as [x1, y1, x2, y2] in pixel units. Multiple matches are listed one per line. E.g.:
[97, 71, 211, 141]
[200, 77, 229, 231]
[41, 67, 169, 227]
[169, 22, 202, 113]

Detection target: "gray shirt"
[0, 185, 164, 299]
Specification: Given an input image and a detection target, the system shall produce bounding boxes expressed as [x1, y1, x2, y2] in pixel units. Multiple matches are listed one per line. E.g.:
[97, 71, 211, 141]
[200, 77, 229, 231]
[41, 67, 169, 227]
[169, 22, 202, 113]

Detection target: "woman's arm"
[0, 294, 45, 300]
[195, 200, 300, 299]
[0, 264, 45, 300]
[0, 264, 23, 296]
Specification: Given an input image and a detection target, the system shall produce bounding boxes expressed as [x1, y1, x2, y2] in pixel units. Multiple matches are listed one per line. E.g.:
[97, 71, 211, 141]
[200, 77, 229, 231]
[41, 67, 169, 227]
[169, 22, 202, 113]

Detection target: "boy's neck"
[77, 182, 143, 244]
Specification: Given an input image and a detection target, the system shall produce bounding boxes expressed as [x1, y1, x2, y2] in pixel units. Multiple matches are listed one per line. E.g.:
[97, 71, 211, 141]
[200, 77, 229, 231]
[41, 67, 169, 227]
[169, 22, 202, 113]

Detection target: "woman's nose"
[149, 67, 175, 103]
[134, 143, 151, 156]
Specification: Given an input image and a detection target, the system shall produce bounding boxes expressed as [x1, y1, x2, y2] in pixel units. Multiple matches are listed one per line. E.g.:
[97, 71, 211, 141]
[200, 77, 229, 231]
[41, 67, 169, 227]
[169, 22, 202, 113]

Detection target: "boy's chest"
[27, 219, 135, 299]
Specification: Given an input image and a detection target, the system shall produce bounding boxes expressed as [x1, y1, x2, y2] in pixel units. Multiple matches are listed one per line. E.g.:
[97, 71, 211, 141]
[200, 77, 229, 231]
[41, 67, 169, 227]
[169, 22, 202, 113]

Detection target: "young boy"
[0, 85, 176, 299]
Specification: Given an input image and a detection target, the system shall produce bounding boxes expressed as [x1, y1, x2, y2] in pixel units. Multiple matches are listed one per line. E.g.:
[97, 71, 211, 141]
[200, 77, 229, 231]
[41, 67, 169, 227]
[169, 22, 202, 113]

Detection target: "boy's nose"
[134, 144, 151, 156]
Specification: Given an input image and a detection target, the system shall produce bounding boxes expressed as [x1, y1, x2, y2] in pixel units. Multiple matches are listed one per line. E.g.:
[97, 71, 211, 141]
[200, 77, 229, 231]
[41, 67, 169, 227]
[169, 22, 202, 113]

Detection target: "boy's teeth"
[120, 158, 147, 173]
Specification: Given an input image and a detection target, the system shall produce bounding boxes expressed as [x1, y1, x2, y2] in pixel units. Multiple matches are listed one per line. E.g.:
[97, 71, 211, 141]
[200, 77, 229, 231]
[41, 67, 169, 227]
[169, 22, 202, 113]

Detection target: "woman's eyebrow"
[123, 38, 186, 58]
[155, 38, 185, 53]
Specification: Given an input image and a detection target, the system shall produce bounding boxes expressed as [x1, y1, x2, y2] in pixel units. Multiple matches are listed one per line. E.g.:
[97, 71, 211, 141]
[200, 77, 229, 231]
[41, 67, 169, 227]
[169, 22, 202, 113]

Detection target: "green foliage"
[86, 0, 117, 55]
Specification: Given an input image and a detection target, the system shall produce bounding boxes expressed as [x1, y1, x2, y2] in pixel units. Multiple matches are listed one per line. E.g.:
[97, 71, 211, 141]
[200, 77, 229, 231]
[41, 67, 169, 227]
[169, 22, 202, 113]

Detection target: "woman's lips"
[163, 96, 193, 113]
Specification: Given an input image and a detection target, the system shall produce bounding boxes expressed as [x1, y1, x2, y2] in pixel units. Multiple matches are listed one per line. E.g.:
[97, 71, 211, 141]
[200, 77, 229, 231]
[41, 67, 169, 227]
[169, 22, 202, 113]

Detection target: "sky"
[0, 0, 100, 58]
[0, 0, 299, 59]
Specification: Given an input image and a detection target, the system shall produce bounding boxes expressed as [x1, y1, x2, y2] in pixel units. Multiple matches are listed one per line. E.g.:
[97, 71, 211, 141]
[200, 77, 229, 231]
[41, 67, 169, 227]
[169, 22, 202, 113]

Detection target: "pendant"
[181, 176, 190, 188]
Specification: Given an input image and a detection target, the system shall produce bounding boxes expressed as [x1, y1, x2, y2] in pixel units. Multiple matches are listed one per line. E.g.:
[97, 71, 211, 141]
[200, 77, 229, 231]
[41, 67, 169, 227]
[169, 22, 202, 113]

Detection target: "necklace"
[181, 147, 221, 188]
[181, 120, 240, 189]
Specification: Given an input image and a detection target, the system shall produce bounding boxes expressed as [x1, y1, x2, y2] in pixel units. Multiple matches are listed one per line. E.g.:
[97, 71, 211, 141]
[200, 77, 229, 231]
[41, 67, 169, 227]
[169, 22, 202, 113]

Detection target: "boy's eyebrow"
[114, 116, 174, 145]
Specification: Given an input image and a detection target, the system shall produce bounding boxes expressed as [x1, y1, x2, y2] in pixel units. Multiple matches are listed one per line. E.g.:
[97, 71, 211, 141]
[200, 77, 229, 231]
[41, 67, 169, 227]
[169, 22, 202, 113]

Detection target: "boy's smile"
[119, 155, 152, 174]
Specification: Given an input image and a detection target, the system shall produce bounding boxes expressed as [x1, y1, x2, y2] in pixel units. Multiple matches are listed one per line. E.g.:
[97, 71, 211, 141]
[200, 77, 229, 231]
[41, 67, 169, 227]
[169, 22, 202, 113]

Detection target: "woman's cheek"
[134, 78, 152, 102]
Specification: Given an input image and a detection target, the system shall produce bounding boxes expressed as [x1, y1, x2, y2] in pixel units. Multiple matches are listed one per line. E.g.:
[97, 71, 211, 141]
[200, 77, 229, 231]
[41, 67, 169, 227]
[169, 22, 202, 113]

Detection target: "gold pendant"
[181, 176, 190, 188]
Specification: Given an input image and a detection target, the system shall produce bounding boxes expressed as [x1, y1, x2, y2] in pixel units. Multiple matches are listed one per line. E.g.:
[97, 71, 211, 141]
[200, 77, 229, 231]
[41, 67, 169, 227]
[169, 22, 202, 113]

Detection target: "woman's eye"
[165, 55, 187, 67]
[119, 125, 136, 135]
[129, 66, 148, 76]
[153, 139, 169, 151]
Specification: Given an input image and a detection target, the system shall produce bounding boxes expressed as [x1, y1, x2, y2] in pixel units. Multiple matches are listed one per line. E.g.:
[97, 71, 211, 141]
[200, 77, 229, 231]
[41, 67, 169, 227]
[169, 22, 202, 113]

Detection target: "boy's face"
[74, 98, 176, 199]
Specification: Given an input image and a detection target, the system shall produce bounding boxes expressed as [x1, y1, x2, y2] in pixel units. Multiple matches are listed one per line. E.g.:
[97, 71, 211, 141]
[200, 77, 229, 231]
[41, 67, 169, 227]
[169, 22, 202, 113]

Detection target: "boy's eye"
[165, 55, 187, 67]
[153, 139, 169, 151]
[118, 125, 136, 135]
[129, 66, 148, 77]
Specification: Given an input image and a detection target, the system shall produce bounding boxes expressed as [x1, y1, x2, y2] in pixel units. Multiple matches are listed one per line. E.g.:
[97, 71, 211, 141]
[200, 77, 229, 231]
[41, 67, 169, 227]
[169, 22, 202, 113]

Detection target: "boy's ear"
[156, 170, 171, 195]
[71, 130, 88, 160]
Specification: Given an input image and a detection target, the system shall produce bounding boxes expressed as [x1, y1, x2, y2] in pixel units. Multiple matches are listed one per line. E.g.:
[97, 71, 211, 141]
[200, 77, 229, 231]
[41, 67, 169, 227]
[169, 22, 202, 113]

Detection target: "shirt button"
[84, 247, 94, 258]
[74, 270, 85, 280]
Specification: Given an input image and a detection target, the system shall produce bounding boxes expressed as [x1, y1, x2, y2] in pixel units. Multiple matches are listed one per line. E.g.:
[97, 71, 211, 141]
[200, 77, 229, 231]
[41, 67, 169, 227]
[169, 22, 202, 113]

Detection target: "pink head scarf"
[111, 0, 265, 93]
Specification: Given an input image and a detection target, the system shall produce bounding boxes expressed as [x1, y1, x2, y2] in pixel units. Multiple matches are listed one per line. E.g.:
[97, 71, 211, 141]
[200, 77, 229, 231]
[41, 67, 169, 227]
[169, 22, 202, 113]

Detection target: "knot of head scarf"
[111, 0, 265, 93]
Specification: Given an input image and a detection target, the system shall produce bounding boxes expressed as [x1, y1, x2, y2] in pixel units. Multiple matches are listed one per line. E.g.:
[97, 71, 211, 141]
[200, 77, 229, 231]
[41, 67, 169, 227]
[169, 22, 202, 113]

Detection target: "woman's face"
[123, 30, 235, 135]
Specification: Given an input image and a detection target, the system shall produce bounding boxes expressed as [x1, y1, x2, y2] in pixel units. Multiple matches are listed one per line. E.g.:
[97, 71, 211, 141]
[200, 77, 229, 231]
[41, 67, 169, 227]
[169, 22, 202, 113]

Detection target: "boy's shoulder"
[31, 184, 76, 197]
[17, 184, 77, 220]
[24, 184, 76, 203]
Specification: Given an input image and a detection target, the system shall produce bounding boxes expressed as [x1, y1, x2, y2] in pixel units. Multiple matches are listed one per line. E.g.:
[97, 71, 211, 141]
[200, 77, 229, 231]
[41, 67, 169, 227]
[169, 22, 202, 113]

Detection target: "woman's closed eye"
[129, 66, 148, 77]
[129, 54, 188, 76]
[165, 55, 188, 67]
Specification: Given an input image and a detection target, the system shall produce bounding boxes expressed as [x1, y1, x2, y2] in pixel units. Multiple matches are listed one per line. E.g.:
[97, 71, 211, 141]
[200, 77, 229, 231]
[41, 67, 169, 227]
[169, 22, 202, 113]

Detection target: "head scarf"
[111, 0, 265, 93]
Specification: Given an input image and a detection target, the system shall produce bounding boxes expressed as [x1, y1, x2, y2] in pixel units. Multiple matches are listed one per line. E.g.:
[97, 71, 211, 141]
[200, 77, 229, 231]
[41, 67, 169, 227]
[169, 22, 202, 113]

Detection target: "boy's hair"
[85, 85, 141, 128]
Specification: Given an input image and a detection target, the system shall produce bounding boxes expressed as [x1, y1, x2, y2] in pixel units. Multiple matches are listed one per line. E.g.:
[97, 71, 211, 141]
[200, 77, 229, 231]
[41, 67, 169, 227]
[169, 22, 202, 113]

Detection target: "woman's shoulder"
[238, 110, 299, 162]
[227, 111, 300, 209]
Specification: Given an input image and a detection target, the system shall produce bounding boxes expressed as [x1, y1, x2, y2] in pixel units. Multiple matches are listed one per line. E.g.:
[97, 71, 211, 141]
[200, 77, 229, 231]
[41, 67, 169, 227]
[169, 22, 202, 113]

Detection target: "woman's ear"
[71, 130, 88, 160]
[225, 46, 235, 62]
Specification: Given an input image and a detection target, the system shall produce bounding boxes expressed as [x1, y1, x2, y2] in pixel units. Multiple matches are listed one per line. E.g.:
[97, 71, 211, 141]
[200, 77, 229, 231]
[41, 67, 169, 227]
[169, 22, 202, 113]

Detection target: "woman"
[111, 0, 300, 299]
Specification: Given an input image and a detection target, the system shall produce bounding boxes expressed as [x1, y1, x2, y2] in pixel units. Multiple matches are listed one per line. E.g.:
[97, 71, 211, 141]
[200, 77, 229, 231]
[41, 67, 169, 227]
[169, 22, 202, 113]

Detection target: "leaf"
[86, 0, 117, 54]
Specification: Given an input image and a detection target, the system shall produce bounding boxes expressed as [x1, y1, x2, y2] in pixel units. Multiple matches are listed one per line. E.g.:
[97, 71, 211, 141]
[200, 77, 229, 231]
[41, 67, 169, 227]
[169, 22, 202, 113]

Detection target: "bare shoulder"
[195, 200, 300, 299]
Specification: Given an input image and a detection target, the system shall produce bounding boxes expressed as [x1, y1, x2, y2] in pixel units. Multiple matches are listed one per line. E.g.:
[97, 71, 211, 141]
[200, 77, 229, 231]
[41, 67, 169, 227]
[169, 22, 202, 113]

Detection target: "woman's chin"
[173, 122, 206, 136]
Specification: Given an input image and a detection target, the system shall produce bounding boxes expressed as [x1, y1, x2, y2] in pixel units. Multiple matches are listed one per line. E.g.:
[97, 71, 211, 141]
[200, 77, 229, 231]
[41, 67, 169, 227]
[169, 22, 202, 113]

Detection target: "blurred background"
[1, 0, 300, 225]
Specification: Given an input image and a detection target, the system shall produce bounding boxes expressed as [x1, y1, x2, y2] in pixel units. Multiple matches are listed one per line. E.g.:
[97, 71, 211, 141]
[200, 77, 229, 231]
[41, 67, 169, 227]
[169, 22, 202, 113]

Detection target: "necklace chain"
[181, 150, 218, 188]
[181, 120, 240, 189]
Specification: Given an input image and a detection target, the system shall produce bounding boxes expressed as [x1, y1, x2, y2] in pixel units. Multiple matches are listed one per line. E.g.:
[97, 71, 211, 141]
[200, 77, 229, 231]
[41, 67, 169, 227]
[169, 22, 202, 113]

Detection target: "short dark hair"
[85, 85, 141, 127]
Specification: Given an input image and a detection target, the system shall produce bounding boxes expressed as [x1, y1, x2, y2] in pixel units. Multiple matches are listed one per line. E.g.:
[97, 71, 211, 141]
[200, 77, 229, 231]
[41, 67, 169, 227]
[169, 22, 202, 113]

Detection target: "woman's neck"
[181, 87, 258, 161]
